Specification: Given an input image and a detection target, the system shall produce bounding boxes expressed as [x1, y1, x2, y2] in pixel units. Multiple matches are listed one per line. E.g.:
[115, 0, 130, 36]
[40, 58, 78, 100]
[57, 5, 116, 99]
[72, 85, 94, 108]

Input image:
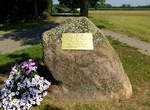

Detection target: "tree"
[95, 0, 106, 9]
[89, 0, 105, 8]
[80, 0, 89, 17]
[58, 0, 106, 17]
[34, 0, 38, 20]
[121, 4, 131, 8]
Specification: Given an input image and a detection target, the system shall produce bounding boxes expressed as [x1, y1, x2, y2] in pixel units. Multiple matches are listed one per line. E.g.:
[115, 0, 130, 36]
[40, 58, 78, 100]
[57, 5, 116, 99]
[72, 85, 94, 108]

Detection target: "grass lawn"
[89, 10, 150, 42]
[0, 37, 150, 110]
[0, 16, 57, 34]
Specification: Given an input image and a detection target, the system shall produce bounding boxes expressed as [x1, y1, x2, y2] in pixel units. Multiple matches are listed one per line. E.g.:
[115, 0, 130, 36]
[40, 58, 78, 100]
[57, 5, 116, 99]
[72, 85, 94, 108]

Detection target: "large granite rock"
[42, 17, 132, 101]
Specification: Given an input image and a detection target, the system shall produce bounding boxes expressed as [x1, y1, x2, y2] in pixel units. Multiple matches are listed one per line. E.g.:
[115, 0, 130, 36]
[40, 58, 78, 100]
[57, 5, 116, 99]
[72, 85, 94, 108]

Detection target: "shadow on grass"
[0, 21, 59, 46]
[97, 25, 106, 29]
[42, 104, 61, 110]
[0, 52, 59, 85]
[51, 13, 80, 17]
[0, 53, 41, 74]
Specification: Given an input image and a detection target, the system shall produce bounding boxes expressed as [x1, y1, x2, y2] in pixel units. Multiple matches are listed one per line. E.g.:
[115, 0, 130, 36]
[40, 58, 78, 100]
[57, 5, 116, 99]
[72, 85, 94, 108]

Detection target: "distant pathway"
[102, 29, 150, 56]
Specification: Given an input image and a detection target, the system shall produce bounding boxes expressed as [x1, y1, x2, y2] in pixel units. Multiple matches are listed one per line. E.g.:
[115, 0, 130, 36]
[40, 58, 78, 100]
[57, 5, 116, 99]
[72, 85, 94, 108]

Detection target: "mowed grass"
[0, 37, 150, 110]
[89, 10, 150, 42]
[0, 45, 43, 88]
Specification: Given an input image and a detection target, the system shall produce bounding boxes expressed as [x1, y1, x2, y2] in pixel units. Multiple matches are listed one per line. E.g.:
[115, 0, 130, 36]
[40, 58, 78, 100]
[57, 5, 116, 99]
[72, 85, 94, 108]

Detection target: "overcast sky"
[106, 0, 150, 6]
[53, 0, 58, 4]
[53, 0, 150, 6]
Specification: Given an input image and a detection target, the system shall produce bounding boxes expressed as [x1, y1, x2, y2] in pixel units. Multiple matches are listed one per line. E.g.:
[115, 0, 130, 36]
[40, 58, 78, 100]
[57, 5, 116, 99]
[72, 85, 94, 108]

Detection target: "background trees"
[58, 0, 106, 16]
[0, 0, 50, 23]
[58, 0, 106, 9]
[58, 0, 80, 11]
[89, 0, 105, 8]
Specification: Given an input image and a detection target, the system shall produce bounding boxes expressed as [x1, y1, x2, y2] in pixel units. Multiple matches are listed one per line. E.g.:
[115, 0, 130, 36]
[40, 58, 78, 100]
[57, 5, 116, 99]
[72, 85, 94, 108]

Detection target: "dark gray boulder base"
[42, 17, 132, 101]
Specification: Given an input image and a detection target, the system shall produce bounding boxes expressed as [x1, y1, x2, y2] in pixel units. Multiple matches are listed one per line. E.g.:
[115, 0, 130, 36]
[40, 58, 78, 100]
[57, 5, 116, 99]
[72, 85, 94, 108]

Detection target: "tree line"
[58, 0, 107, 10]
[1, 0, 149, 23]
[0, 0, 50, 23]
[0, 0, 112, 23]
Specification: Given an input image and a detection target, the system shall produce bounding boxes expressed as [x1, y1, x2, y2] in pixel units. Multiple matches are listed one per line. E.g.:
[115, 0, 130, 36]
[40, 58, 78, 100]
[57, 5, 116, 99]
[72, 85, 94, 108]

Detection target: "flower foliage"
[0, 59, 51, 110]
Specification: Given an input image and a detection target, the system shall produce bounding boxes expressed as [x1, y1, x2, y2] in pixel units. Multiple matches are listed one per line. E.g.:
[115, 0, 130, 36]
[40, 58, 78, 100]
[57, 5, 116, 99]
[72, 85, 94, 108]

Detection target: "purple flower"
[25, 70, 32, 75]
[29, 66, 37, 72]
[19, 59, 37, 75]
[29, 59, 33, 62]
[21, 62, 28, 69]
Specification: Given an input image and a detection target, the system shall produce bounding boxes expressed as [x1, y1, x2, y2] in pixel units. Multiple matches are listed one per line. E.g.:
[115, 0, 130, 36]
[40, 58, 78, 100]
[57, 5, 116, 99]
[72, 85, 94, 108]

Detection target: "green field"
[89, 8, 150, 10]
[89, 11, 150, 42]
[0, 37, 150, 110]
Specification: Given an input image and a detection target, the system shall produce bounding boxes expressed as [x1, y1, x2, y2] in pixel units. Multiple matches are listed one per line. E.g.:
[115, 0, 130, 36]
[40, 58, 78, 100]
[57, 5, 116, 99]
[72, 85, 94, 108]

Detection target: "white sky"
[106, 0, 150, 6]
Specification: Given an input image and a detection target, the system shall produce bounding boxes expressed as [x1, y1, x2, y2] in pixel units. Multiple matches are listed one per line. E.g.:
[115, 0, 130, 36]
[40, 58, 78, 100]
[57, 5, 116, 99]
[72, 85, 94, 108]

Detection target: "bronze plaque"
[61, 33, 94, 50]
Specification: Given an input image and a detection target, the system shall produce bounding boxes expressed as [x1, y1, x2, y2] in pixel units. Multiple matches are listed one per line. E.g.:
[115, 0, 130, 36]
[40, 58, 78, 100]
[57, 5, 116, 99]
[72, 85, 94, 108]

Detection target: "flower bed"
[0, 59, 51, 110]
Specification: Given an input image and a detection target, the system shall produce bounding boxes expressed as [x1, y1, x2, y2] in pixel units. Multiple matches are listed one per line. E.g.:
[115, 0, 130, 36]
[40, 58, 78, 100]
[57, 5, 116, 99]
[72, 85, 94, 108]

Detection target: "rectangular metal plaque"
[61, 33, 94, 50]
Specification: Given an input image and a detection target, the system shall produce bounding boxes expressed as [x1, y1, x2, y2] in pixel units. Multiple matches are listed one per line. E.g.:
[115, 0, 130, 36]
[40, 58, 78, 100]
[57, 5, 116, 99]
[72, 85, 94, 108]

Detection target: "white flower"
[45, 80, 51, 85]
[34, 75, 40, 81]
[40, 77, 44, 80]
[36, 101, 41, 106]
[43, 91, 47, 97]
[0, 65, 51, 110]
[15, 92, 19, 95]
[12, 66, 18, 73]
[17, 87, 20, 90]
[11, 92, 16, 97]
[0, 102, 2, 107]
[43, 85, 49, 91]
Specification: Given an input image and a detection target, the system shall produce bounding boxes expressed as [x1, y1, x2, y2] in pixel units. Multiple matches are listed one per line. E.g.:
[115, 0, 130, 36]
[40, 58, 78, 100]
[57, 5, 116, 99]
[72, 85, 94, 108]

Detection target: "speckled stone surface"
[42, 17, 132, 101]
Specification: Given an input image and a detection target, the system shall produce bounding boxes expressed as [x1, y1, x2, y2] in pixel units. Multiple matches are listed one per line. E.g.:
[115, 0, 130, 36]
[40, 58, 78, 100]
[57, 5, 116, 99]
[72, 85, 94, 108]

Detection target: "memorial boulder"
[42, 17, 132, 101]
